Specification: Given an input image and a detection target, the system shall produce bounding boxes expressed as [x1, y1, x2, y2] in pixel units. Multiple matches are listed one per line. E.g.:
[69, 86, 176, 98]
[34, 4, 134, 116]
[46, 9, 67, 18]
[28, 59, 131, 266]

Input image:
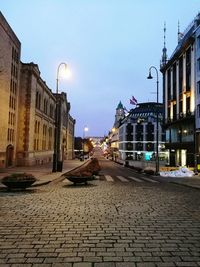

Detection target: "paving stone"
[10, 264, 33, 267]
[136, 263, 157, 267]
[83, 256, 102, 262]
[44, 258, 65, 263]
[26, 258, 44, 263]
[73, 263, 93, 267]
[175, 262, 199, 266]
[155, 263, 176, 267]
[103, 257, 122, 261]
[51, 264, 72, 267]
[31, 264, 51, 267]
[116, 263, 136, 267]
[94, 263, 115, 267]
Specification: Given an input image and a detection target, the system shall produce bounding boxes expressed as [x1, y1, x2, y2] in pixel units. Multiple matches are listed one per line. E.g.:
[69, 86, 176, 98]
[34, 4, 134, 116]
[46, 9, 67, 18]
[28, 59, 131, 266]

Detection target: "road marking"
[116, 176, 129, 182]
[142, 177, 159, 183]
[128, 176, 143, 182]
[105, 175, 114, 182]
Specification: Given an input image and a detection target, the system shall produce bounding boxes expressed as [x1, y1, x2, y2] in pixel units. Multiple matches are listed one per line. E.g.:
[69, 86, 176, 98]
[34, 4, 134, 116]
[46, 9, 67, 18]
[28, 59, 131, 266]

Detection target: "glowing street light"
[147, 65, 159, 175]
[52, 62, 68, 172]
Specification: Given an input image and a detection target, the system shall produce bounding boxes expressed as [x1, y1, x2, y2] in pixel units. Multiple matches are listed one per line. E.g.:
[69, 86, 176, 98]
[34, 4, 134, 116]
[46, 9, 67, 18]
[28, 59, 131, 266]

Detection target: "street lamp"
[52, 62, 68, 172]
[82, 126, 89, 161]
[147, 66, 159, 175]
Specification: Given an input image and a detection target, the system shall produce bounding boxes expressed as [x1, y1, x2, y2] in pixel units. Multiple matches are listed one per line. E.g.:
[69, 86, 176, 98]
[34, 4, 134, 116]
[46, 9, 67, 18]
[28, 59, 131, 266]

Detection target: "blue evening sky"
[1, 1, 199, 137]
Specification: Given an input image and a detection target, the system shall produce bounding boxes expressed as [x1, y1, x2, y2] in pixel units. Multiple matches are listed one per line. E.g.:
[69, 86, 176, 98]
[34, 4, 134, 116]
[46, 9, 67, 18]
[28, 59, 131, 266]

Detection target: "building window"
[167, 107, 170, 119]
[167, 68, 171, 101]
[171, 128, 178, 143]
[126, 142, 133, 150]
[35, 121, 37, 134]
[186, 97, 190, 113]
[186, 47, 191, 91]
[197, 35, 200, 49]
[136, 124, 143, 133]
[146, 142, 154, 151]
[179, 56, 183, 93]
[7, 128, 10, 141]
[198, 104, 200, 117]
[34, 139, 37, 150]
[172, 63, 176, 100]
[43, 99, 48, 114]
[197, 58, 200, 72]
[36, 92, 41, 109]
[48, 127, 52, 150]
[173, 104, 176, 120]
[50, 104, 54, 118]
[179, 101, 183, 114]
[136, 142, 143, 151]
[198, 81, 200, 94]
[42, 124, 47, 150]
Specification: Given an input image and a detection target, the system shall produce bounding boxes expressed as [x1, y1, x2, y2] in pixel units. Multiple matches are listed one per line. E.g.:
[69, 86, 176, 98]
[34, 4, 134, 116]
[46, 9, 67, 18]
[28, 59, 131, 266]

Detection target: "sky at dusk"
[1, 1, 199, 137]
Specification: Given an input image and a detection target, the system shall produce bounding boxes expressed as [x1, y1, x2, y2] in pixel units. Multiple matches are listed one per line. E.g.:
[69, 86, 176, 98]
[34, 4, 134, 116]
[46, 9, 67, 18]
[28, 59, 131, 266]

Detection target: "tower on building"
[114, 101, 125, 128]
[161, 22, 167, 67]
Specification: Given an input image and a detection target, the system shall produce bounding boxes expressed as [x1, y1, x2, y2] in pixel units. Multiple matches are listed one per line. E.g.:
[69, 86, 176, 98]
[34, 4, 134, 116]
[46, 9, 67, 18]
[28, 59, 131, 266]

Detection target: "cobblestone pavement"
[0, 175, 200, 267]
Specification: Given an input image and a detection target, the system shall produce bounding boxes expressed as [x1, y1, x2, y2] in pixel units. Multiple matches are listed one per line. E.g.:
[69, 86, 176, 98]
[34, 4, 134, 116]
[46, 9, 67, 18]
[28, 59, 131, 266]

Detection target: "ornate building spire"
[113, 101, 125, 127]
[178, 20, 183, 43]
[178, 20, 185, 43]
[178, 20, 180, 42]
[161, 22, 167, 67]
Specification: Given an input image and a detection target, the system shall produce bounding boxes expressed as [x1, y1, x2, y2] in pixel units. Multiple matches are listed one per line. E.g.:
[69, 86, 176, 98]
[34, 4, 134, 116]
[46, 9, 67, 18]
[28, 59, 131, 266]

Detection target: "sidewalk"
[0, 159, 85, 187]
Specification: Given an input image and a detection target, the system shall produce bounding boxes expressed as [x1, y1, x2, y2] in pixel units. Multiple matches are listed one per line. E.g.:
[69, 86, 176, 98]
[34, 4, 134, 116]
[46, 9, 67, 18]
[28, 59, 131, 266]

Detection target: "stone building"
[17, 62, 56, 166]
[17, 63, 75, 166]
[66, 113, 76, 159]
[56, 92, 75, 162]
[119, 102, 165, 162]
[0, 11, 21, 167]
[0, 11, 75, 167]
[160, 13, 200, 167]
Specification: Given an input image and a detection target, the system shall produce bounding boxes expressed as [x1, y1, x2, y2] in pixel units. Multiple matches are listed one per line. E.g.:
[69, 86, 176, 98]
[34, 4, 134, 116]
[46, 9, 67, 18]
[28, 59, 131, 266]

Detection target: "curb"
[32, 160, 91, 187]
[32, 180, 51, 187]
[170, 181, 200, 190]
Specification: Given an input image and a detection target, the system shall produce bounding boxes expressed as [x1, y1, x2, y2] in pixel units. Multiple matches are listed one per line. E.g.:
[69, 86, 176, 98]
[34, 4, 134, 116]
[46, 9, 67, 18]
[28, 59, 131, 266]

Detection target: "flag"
[130, 99, 136, 105]
[132, 96, 138, 104]
[130, 96, 137, 105]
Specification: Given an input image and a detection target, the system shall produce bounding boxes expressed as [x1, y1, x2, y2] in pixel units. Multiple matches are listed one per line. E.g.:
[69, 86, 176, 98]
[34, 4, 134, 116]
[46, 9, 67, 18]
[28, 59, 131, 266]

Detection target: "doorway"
[6, 145, 14, 167]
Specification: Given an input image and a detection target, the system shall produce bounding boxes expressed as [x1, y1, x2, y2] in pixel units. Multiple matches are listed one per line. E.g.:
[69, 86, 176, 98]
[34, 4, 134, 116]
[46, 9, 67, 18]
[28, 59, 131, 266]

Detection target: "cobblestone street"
[0, 174, 200, 267]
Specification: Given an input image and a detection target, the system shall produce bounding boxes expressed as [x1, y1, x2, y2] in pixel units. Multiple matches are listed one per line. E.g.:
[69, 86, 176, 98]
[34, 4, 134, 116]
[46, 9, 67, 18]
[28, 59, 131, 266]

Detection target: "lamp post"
[52, 62, 68, 172]
[147, 66, 159, 175]
[82, 126, 89, 161]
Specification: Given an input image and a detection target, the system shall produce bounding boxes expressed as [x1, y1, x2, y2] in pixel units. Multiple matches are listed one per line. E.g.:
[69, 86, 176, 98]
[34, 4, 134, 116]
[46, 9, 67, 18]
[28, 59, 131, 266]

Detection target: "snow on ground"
[160, 167, 194, 177]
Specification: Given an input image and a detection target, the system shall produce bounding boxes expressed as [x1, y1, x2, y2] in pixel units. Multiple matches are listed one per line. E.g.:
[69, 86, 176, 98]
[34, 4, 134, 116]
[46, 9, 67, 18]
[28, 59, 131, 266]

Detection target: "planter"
[66, 176, 95, 185]
[2, 180, 36, 189]
[63, 158, 100, 185]
[1, 173, 37, 189]
[144, 169, 155, 175]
